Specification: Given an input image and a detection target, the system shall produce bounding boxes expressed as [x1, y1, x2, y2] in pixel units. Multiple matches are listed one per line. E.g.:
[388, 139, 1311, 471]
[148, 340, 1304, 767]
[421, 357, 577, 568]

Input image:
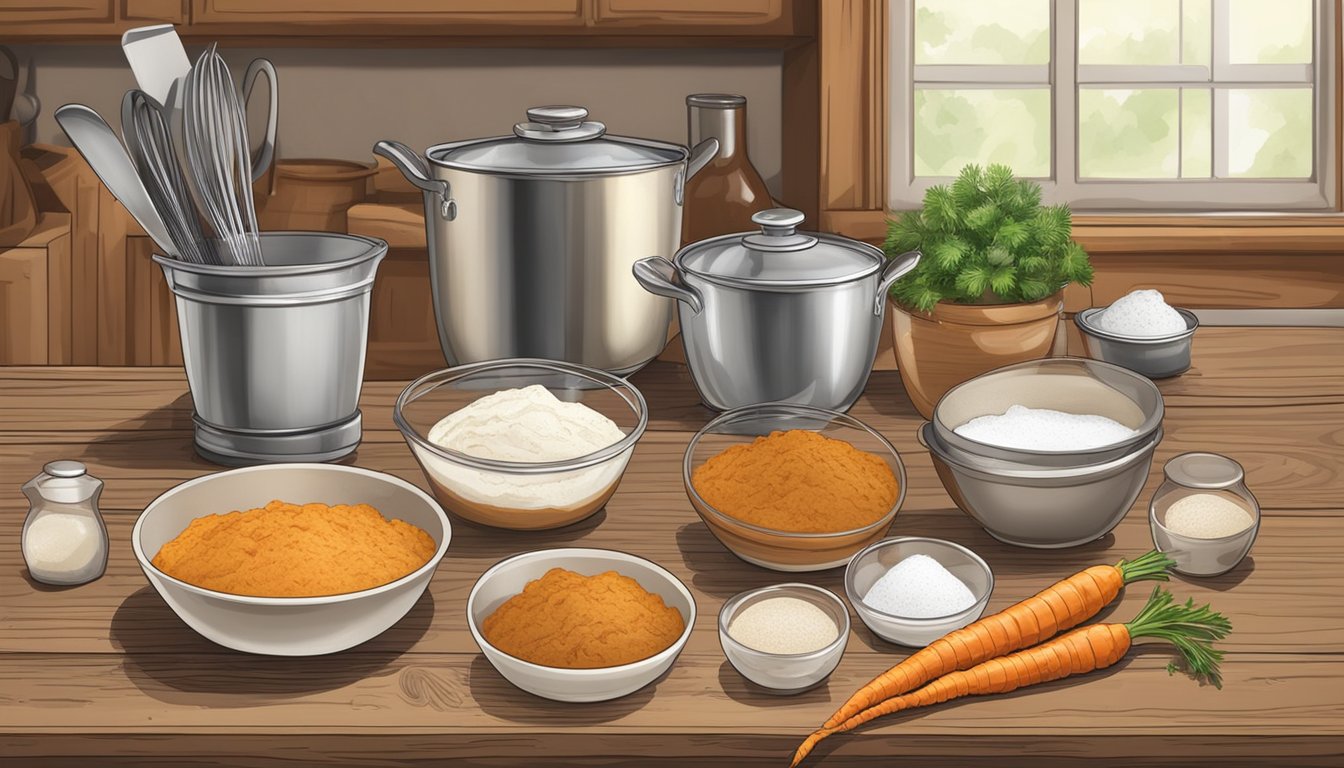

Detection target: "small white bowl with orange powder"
[132, 463, 451, 656]
[683, 403, 907, 572]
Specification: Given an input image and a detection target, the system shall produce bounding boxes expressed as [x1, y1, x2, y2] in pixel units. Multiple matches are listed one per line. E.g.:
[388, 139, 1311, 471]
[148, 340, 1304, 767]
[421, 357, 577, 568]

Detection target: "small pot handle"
[242, 58, 278, 182]
[373, 139, 456, 220]
[874, 248, 922, 315]
[916, 421, 933, 450]
[632, 257, 703, 315]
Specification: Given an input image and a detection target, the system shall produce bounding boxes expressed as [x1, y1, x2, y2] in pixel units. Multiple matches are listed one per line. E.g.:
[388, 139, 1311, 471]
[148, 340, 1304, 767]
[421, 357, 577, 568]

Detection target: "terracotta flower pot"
[889, 292, 1064, 418]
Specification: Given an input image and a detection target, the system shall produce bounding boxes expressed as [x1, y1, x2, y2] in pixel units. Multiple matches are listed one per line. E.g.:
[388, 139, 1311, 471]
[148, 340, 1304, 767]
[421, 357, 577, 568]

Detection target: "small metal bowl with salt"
[1075, 289, 1199, 379]
[718, 583, 849, 694]
[844, 537, 993, 647]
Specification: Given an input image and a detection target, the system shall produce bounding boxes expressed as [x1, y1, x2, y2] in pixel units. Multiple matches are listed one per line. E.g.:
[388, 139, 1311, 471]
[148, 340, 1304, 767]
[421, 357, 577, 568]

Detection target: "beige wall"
[11, 44, 785, 194]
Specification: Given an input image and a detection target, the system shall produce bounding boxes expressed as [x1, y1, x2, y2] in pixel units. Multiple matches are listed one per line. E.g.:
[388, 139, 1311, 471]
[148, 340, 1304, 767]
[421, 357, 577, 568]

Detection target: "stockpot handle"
[373, 139, 457, 220]
[675, 137, 720, 206]
[242, 58, 278, 182]
[632, 257, 704, 315]
[686, 137, 719, 179]
[874, 248, 921, 315]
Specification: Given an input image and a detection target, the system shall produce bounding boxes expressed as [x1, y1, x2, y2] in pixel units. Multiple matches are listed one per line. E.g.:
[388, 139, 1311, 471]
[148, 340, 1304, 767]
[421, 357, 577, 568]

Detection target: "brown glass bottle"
[680, 94, 774, 245]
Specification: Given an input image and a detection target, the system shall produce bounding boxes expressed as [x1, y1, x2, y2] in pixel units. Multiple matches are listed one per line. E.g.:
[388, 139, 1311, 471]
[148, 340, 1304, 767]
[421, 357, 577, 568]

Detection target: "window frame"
[887, 0, 1338, 212]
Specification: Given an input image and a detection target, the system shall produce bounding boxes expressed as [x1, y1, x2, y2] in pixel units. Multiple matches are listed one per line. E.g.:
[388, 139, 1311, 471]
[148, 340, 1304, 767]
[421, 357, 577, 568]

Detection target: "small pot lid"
[678, 209, 885, 287]
[428, 105, 685, 175]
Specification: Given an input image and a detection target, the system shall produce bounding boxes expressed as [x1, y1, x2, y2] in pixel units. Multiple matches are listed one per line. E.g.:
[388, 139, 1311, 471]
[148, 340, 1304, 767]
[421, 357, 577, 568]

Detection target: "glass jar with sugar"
[21, 461, 109, 586]
[1149, 452, 1259, 577]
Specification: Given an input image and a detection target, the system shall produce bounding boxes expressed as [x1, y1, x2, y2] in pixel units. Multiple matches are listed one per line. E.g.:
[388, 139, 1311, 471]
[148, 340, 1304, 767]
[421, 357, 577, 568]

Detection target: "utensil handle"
[632, 257, 703, 315]
[875, 248, 921, 315]
[373, 139, 456, 220]
[242, 58, 278, 182]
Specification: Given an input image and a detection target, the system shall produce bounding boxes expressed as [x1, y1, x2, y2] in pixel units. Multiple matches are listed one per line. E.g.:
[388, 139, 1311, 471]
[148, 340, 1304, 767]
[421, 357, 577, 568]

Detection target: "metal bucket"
[153, 232, 387, 466]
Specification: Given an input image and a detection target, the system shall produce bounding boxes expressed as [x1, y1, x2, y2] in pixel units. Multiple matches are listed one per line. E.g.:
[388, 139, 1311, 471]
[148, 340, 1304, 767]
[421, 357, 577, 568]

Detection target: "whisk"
[183, 43, 264, 266]
[123, 89, 215, 265]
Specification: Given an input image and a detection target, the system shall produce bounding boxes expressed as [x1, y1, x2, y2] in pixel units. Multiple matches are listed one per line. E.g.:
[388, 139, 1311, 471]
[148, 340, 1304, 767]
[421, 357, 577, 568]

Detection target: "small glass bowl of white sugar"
[718, 583, 849, 694]
[844, 537, 993, 647]
[1150, 452, 1260, 577]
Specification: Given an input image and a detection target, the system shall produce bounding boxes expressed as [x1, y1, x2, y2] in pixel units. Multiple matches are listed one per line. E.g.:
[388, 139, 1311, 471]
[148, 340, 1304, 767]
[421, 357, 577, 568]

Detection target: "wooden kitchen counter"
[2, 327, 1342, 766]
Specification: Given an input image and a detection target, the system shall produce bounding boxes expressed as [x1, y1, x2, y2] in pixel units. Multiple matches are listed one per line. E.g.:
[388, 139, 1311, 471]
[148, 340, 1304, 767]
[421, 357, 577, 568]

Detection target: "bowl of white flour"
[394, 359, 648, 530]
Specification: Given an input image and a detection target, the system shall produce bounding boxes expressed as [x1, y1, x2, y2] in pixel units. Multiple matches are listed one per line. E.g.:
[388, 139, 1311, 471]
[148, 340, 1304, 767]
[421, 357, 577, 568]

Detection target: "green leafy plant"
[886, 163, 1093, 312]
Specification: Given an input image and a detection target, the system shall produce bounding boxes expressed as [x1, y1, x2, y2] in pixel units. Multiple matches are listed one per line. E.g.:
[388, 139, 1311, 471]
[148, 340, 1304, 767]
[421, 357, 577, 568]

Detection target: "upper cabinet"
[1, 0, 811, 42]
[1, 0, 183, 35]
[191, 0, 585, 30]
[0, 0, 111, 23]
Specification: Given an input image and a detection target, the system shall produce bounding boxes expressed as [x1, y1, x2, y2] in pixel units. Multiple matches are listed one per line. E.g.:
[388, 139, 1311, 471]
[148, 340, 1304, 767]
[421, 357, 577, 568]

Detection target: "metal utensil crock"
[375, 105, 718, 375]
[634, 209, 920, 412]
[153, 232, 386, 465]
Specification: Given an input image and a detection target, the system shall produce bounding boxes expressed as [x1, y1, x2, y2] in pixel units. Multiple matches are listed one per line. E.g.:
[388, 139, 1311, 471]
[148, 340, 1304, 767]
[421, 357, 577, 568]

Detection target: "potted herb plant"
[885, 164, 1093, 418]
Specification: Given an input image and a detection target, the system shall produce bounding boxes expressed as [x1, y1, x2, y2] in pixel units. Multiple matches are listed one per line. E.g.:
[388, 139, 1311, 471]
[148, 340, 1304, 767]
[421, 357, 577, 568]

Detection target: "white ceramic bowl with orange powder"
[466, 548, 696, 702]
[132, 463, 451, 656]
[683, 403, 907, 572]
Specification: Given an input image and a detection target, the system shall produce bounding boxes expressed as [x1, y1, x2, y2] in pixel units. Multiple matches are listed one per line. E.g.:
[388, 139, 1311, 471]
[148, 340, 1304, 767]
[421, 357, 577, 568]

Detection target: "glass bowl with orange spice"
[683, 403, 907, 572]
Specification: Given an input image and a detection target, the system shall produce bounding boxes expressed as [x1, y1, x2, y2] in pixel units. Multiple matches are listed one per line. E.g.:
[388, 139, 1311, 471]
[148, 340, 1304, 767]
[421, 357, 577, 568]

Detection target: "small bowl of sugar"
[718, 583, 849, 694]
[1150, 452, 1260, 577]
[1075, 289, 1199, 379]
[844, 537, 993, 647]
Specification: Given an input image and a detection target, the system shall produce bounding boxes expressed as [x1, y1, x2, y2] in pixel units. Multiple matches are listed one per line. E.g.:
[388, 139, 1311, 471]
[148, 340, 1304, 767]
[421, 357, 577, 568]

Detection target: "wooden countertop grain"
[1, 326, 1341, 767]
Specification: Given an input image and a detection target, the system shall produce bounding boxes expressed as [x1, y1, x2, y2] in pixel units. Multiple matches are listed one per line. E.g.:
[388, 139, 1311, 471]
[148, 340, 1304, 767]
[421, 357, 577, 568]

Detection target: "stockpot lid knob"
[514, 105, 607, 142]
[744, 208, 817, 251]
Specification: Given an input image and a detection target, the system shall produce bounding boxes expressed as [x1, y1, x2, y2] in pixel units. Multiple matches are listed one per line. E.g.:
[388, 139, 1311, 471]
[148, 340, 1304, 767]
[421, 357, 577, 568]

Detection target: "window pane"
[1078, 0, 1179, 65]
[1182, 89, 1212, 178]
[1226, 88, 1313, 177]
[1228, 0, 1312, 65]
[914, 89, 1051, 177]
[1183, 0, 1211, 67]
[1078, 89, 1179, 178]
[915, 0, 1050, 65]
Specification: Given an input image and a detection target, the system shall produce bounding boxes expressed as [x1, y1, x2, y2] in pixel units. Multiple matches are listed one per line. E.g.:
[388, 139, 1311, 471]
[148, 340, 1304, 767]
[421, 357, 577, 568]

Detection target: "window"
[889, 0, 1337, 211]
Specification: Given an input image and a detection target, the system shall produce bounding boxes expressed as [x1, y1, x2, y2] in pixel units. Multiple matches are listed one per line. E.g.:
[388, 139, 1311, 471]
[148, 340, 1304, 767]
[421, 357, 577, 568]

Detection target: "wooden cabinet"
[191, 0, 584, 28]
[0, 0, 112, 24]
[2, 0, 810, 41]
[595, 0, 783, 26]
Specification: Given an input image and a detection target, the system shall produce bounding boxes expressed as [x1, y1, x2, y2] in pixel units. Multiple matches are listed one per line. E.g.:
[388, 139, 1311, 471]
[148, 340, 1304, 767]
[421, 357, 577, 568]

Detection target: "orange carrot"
[818, 550, 1173, 732]
[792, 587, 1230, 766]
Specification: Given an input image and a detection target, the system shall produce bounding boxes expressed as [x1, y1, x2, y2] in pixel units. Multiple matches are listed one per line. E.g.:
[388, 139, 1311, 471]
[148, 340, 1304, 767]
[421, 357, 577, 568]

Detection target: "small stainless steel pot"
[375, 106, 718, 375]
[634, 209, 920, 411]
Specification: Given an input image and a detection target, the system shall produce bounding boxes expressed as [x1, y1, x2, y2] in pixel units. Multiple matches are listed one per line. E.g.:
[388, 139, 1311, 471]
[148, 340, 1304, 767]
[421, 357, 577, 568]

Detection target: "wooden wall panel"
[0, 247, 47, 364]
[817, 0, 885, 212]
[1090, 253, 1344, 309]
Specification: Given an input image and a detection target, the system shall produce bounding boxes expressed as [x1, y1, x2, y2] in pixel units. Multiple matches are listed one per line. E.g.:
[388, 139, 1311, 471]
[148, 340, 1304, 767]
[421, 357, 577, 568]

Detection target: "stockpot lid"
[678, 209, 886, 288]
[427, 105, 686, 175]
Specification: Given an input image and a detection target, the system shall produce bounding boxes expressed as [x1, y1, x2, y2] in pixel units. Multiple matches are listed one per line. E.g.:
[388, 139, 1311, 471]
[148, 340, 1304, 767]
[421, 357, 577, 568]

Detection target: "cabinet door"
[0, 0, 112, 23]
[193, 0, 583, 27]
[594, 0, 784, 26]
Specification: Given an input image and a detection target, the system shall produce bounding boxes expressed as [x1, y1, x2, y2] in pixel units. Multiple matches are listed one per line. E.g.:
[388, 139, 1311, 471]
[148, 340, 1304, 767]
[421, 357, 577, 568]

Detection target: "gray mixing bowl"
[931, 357, 1164, 468]
[1075, 307, 1199, 380]
[921, 423, 1161, 549]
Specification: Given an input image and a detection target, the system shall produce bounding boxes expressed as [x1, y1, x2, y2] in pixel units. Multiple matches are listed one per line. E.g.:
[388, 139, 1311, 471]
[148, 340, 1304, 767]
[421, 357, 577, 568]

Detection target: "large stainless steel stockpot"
[375, 106, 717, 375]
[633, 209, 920, 412]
